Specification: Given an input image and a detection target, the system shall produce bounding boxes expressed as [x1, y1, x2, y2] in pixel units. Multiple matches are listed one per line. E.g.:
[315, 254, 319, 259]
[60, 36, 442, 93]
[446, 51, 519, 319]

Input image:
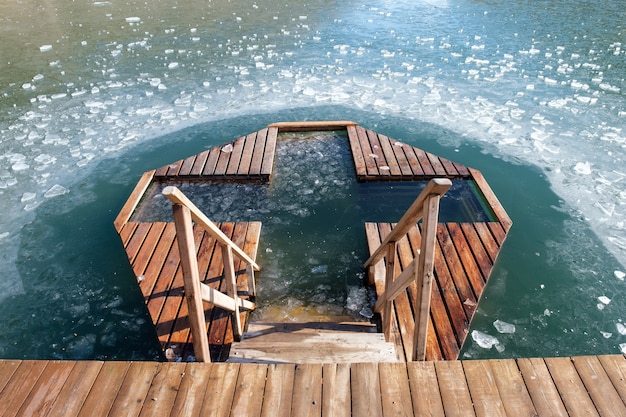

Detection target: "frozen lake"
[0, 0, 625, 360]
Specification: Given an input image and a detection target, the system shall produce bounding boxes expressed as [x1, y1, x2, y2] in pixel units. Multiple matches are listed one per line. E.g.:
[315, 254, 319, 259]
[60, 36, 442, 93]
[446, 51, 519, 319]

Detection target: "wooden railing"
[163, 186, 260, 362]
[364, 178, 451, 361]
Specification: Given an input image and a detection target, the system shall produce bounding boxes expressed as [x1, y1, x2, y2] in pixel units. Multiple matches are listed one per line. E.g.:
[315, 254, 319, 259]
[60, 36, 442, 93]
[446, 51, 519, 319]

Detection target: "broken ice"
[471, 330, 503, 351]
[615, 270, 625, 281]
[493, 319, 516, 334]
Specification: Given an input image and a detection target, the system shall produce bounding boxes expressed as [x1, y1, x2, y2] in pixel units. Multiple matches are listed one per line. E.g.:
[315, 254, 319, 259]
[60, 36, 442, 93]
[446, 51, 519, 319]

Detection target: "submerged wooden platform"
[2, 355, 626, 416]
[114, 121, 511, 362]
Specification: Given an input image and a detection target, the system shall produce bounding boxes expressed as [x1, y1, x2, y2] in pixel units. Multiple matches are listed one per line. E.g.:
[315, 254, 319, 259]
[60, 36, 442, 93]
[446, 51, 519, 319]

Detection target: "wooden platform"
[114, 121, 511, 362]
[118, 220, 261, 362]
[2, 355, 626, 416]
[366, 221, 507, 362]
[229, 322, 399, 364]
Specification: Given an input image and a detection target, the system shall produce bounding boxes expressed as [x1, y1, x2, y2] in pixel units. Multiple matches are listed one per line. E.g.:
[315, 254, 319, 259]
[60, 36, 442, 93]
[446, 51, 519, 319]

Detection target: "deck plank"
[572, 355, 626, 417]
[292, 364, 322, 417]
[437, 224, 476, 318]
[249, 128, 268, 176]
[0, 361, 48, 417]
[261, 364, 296, 417]
[178, 155, 197, 176]
[138, 362, 186, 417]
[388, 139, 414, 177]
[0, 360, 20, 393]
[376, 133, 402, 177]
[407, 361, 445, 417]
[435, 361, 475, 417]
[108, 361, 159, 417]
[356, 126, 379, 177]
[261, 127, 278, 177]
[517, 357, 568, 416]
[489, 359, 537, 417]
[169, 363, 213, 417]
[598, 355, 626, 405]
[379, 362, 413, 417]
[199, 363, 240, 417]
[77, 361, 131, 417]
[545, 357, 600, 417]
[46, 361, 103, 417]
[351, 363, 383, 417]
[460, 223, 493, 283]
[448, 222, 485, 296]
[226, 136, 246, 175]
[230, 364, 268, 417]
[15, 361, 75, 417]
[190, 149, 210, 176]
[202, 146, 222, 176]
[214, 144, 233, 176]
[346, 125, 367, 178]
[131, 222, 166, 279]
[321, 363, 350, 417]
[238, 132, 258, 175]
[463, 360, 506, 417]
[412, 148, 436, 176]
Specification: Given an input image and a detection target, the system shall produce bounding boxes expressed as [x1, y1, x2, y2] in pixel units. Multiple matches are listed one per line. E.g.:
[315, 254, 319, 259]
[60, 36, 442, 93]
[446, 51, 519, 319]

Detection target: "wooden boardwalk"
[2, 355, 626, 416]
[114, 121, 511, 362]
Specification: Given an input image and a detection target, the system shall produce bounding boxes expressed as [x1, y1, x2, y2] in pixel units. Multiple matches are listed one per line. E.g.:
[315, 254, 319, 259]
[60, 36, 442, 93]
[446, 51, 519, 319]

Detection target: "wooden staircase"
[228, 321, 399, 364]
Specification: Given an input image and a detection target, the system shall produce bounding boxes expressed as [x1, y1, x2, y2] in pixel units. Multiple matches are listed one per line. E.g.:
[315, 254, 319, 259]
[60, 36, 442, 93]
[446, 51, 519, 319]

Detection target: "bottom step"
[228, 322, 398, 364]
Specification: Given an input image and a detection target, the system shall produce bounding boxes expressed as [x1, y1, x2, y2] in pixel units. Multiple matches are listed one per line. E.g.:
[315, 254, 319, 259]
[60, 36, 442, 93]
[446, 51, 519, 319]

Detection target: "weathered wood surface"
[2, 356, 625, 416]
[153, 127, 278, 181]
[229, 322, 398, 363]
[120, 220, 261, 362]
[366, 221, 506, 361]
[347, 125, 470, 182]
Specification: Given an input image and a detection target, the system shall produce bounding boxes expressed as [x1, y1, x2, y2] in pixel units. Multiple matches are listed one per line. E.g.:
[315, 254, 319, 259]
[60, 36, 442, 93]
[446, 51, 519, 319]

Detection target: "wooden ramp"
[229, 322, 399, 363]
[117, 220, 261, 362]
[2, 355, 626, 416]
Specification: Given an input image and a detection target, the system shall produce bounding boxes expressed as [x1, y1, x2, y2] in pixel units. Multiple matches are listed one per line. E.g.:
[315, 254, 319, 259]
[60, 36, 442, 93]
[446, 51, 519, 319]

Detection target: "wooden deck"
[114, 121, 511, 362]
[2, 355, 626, 416]
[118, 220, 261, 362]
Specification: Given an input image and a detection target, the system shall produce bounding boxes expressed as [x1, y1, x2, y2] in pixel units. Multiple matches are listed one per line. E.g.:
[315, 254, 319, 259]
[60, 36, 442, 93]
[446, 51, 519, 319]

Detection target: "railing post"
[412, 194, 441, 361]
[172, 203, 211, 362]
[383, 241, 396, 341]
[222, 244, 242, 341]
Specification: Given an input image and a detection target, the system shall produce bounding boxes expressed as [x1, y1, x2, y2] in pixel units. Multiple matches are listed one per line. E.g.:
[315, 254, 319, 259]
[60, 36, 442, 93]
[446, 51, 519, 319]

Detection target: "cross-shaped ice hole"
[134, 132, 493, 322]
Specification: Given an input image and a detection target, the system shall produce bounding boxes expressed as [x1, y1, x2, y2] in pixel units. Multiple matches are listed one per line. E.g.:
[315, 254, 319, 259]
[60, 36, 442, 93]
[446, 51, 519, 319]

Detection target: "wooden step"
[228, 322, 399, 364]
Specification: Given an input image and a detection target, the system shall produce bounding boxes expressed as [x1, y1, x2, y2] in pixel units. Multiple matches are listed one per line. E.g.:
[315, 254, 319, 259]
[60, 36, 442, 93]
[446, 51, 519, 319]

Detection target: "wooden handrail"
[364, 178, 451, 268]
[164, 186, 258, 362]
[365, 178, 451, 361]
[163, 186, 261, 271]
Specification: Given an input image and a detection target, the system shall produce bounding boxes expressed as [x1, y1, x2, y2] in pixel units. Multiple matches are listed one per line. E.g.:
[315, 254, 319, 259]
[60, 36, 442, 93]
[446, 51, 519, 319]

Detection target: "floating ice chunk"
[22, 83, 32, 90]
[33, 74, 44, 81]
[471, 330, 501, 350]
[493, 320, 516, 334]
[573, 162, 592, 175]
[598, 296, 611, 305]
[311, 265, 328, 274]
[40, 45, 52, 52]
[359, 307, 373, 319]
[615, 270, 625, 281]
[44, 184, 69, 198]
[601, 331, 612, 339]
[221, 143, 233, 153]
[168, 62, 179, 69]
[12, 162, 29, 171]
[544, 309, 551, 316]
[621, 343, 626, 355]
[21, 192, 37, 203]
[616, 323, 626, 335]
[125, 17, 141, 23]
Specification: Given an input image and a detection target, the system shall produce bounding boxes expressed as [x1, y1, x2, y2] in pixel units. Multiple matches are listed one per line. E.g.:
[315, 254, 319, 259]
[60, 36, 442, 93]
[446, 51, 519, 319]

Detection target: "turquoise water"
[0, 1, 625, 359]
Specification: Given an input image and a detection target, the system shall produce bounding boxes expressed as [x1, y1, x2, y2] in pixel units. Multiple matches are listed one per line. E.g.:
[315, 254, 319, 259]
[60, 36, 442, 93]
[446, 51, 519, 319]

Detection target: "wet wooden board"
[7, 358, 617, 417]
[346, 124, 472, 182]
[365, 221, 505, 361]
[120, 221, 261, 362]
[153, 128, 277, 181]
